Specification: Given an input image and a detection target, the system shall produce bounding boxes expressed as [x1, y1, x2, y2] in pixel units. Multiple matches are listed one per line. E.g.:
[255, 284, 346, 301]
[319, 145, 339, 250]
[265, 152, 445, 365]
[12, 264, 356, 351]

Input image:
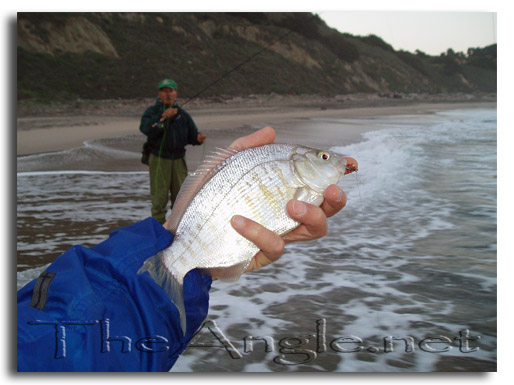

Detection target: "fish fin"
[138, 252, 187, 336]
[207, 259, 252, 282]
[165, 146, 243, 234]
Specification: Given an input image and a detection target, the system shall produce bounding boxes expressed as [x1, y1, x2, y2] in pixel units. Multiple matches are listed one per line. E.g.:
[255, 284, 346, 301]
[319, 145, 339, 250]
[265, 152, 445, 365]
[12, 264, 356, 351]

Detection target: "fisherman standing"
[140, 78, 206, 224]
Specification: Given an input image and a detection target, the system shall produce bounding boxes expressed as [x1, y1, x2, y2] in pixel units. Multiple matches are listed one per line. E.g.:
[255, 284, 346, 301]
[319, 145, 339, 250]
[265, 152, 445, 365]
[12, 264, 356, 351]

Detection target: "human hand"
[198, 133, 206, 143]
[228, 126, 358, 274]
[162, 107, 178, 119]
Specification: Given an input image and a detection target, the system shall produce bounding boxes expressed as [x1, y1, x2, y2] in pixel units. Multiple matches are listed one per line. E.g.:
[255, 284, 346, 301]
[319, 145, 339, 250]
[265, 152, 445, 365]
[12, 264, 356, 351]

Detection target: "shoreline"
[17, 94, 496, 157]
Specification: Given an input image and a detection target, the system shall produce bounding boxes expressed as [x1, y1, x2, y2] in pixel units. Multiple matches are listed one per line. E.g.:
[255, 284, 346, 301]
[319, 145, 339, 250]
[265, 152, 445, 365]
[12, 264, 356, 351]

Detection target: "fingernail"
[292, 200, 307, 217]
[232, 215, 245, 229]
[336, 188, 344, 203]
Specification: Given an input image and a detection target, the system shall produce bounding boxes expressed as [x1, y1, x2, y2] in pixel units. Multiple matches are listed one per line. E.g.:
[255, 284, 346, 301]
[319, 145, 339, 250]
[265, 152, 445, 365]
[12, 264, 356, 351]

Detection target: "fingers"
[162, 108, 177, 119]
[230, 126, 276, 150]
[230, 184, 349, 273]
[283, 200, 328, 243]
[320, 184, 347, 218]
[232, 185, 347, 252]
[224, 130, 356, 275]
[231, 215, 284, 262]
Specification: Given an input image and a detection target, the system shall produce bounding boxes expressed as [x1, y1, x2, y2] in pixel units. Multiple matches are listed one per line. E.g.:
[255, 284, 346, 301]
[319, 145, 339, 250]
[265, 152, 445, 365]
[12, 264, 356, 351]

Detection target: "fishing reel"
[152, 120, 166, 129]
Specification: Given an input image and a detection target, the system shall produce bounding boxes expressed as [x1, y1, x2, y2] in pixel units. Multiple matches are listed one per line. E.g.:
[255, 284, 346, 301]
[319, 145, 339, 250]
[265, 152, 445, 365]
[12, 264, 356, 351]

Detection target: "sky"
[320, 11, 497, 56]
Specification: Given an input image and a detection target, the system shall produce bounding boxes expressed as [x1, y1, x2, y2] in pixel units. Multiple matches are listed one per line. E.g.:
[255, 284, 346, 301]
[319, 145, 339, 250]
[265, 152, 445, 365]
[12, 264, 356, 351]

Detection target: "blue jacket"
[17, 218, 212, 372]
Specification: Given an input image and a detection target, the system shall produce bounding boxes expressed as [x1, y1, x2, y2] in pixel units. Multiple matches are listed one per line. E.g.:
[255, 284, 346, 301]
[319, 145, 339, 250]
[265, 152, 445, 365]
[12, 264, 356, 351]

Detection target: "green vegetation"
[395, 50, 429, 76]
[17, 12, 496, 102]
[323, 31, 360, 63]
[359, 34, 395, 52]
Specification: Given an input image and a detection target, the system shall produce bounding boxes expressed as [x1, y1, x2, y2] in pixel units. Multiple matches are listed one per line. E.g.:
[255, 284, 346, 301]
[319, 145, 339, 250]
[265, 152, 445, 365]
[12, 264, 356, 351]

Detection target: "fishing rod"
[180, 12, 323, 107]
[143, 13, 323, 164]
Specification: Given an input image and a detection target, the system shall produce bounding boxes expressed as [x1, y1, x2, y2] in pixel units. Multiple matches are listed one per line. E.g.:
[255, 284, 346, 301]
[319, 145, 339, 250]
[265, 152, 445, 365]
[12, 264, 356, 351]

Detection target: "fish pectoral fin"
[208, 260, 252, 282]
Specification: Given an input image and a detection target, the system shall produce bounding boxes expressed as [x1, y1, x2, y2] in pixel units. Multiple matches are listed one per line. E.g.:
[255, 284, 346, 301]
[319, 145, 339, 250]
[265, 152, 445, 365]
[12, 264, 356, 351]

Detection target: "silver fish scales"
[139, 143, 347, 334]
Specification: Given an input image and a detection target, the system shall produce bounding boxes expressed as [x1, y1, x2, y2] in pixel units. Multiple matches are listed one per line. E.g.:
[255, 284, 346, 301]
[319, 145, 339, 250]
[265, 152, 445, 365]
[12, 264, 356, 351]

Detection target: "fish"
[138, 143, 348, 335]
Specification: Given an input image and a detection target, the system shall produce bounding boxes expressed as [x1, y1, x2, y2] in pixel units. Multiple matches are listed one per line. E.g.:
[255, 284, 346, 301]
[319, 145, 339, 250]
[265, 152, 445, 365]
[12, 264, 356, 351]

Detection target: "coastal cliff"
[17, 12, 496, 102]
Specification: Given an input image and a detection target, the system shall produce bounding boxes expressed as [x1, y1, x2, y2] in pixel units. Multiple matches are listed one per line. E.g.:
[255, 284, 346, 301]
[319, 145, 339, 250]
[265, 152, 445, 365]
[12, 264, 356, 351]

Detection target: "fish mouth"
[342, 156, 358, 175]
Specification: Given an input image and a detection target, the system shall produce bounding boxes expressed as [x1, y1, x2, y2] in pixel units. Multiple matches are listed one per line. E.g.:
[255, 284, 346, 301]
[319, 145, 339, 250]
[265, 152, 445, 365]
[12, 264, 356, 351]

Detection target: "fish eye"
[318, 151, 330, 161]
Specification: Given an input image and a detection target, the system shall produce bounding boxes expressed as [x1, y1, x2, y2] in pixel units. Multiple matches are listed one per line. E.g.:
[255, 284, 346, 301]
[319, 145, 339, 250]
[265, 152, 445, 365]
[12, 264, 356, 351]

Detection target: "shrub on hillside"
[323, 31, 360, 63]
[360, 34, 395, 52]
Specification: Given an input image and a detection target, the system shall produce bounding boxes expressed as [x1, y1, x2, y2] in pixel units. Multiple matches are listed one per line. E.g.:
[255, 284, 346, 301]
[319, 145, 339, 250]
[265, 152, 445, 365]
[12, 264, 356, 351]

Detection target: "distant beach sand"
[17, 94, 496, 171]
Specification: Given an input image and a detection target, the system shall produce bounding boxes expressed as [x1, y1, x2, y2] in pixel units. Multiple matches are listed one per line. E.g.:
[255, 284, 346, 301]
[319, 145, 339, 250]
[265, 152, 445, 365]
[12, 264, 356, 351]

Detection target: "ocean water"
[16, 107, 496, 372]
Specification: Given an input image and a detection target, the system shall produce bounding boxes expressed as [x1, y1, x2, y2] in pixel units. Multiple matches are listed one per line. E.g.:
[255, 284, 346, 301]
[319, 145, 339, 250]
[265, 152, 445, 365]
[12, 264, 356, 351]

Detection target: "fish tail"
[138, 252, 187, 336]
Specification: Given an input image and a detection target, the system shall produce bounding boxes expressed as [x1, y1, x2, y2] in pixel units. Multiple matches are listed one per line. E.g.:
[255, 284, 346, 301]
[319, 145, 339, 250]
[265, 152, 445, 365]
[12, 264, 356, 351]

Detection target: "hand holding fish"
[141, 125, 358, 334]
[228, 127, 358, 273]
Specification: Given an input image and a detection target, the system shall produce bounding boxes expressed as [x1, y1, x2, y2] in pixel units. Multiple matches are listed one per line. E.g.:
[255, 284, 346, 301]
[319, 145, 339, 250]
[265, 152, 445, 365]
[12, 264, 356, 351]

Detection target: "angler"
[140, 78, 207, 224]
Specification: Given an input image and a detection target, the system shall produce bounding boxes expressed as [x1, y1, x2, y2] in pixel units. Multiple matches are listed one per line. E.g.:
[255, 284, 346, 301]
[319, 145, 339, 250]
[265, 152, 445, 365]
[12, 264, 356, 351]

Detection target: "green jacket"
[140, 99, 201, 159]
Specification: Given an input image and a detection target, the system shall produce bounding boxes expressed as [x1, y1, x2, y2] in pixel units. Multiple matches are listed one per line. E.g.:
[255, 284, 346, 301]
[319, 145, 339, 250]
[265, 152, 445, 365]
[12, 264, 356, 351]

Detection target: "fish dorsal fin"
[165, 146, 243, 234]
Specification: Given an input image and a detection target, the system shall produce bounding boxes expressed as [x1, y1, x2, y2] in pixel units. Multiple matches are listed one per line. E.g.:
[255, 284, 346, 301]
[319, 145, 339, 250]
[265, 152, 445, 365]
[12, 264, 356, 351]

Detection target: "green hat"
[158, 78, 178, 91]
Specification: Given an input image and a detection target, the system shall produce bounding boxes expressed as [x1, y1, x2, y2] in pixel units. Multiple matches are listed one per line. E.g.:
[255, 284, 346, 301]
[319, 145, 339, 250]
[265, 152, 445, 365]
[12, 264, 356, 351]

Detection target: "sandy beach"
[17, 94, 496, 170]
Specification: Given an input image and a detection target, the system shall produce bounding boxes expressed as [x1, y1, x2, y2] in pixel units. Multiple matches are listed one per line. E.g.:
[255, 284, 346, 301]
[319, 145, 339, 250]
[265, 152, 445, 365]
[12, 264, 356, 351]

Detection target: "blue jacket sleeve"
[17, 217, 212, 372]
